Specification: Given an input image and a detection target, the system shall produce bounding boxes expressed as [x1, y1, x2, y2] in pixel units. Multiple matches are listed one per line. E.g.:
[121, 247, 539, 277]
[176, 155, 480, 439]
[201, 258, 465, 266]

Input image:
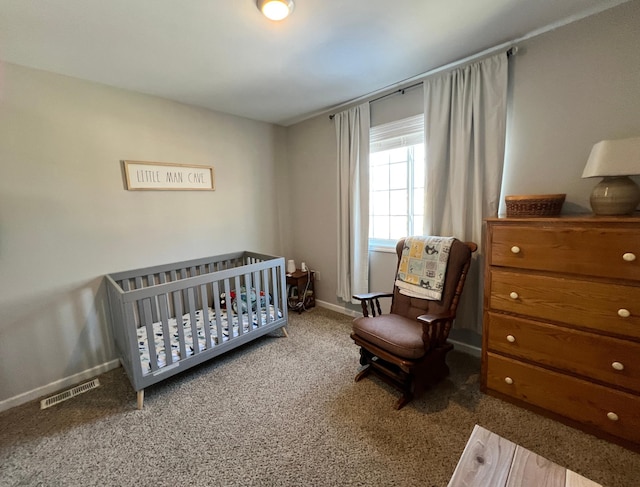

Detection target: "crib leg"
[137, 390, 144, 410]
[281, 326, 289, 338]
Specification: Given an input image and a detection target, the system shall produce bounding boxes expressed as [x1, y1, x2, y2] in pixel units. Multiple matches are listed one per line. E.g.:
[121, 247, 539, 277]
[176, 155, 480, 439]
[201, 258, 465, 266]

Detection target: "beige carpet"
[1, 307, 639, 486]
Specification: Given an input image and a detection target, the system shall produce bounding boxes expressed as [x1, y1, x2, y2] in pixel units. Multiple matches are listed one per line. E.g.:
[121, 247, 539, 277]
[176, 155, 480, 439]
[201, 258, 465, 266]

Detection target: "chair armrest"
[352, 292, 393, 301]
[352, 292, 393, 318]
[417, 312, 455, 349]
[416, 312, 454, 325]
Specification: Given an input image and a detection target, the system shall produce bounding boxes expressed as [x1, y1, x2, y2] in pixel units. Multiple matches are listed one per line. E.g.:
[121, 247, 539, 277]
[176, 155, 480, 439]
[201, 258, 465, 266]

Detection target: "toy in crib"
[220, 287, 272, 314]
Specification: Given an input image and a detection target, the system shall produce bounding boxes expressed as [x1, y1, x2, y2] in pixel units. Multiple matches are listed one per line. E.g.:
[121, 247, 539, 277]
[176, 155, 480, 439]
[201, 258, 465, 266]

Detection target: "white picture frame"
[123, 160, 215, 191]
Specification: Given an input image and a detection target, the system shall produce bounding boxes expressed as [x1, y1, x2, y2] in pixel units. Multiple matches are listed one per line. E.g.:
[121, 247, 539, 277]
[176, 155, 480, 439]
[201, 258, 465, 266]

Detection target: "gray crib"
[106, 251, 288, 409]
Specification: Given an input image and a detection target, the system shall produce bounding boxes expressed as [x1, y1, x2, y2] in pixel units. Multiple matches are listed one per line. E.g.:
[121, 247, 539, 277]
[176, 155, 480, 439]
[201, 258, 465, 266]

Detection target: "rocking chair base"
[352, 334, 453, 410]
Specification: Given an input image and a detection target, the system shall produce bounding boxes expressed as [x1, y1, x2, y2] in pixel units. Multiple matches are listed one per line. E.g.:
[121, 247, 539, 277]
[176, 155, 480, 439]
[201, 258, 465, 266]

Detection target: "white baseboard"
[0, 359, 121, 413]
[316, 300, 482, 358]
[448, 339, 482, 358]
[315, 299, 360, 317]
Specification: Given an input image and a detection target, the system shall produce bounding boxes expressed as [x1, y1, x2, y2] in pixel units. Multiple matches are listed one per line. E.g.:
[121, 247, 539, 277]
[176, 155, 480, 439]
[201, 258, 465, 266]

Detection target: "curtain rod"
[328, 46, 518, 121]
[328, 82, 423, 120]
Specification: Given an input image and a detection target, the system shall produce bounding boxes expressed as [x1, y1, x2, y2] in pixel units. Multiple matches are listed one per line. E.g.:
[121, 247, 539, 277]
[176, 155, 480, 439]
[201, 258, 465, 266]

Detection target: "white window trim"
[370, 114, 424, 152]
[369, 240, 398, 253]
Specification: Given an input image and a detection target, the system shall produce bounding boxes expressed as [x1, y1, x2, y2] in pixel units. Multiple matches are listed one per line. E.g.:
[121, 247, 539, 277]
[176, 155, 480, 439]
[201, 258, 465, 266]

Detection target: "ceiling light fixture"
[257, 0, 295, 21]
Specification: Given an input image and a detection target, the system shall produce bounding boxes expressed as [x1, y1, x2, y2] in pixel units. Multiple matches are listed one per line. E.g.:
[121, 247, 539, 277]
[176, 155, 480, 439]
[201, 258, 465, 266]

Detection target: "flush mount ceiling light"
[257, 0, 295, 21]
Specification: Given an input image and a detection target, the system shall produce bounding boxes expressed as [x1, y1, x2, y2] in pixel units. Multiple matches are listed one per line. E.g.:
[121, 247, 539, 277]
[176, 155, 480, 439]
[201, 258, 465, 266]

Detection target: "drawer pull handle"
[509, 292, 519, 300]
[623, 252, 636, 262]
[504, 377, 514, 385]
[618, 308, 631, 318]
[612, 362, 625, 371]
[506, 335, 516, 343]
[511, 246, 521, 254]
[607, 412, 619, 422]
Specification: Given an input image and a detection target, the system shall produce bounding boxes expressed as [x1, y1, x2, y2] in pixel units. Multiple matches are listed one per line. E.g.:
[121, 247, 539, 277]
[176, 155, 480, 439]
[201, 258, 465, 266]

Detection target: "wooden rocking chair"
[351, 237, 477, 409]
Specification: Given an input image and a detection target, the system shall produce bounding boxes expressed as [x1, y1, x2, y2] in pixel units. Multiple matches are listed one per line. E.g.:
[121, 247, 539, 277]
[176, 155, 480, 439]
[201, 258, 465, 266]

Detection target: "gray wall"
[502, 1, 640, 214]
[0, 63, 286, 406]
[285, 1, 640, 331]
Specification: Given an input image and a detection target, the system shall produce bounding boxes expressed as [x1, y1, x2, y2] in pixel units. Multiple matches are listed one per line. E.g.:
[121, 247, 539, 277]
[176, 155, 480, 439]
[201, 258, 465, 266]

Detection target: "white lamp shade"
[582, 136, 640, 178]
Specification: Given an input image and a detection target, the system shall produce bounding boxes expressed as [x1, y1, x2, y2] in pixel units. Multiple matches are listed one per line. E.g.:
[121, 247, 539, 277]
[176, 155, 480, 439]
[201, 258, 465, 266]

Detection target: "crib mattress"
[137, 306, 281, 375]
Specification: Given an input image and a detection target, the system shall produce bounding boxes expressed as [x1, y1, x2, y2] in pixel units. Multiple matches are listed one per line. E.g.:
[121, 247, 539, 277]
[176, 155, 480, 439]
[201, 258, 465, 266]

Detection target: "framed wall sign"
[123, 160, 215, 191]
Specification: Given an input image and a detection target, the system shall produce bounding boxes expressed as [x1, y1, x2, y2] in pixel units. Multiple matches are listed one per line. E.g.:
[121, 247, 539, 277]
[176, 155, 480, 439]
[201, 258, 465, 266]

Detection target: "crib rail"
[106, 252, 287, 395]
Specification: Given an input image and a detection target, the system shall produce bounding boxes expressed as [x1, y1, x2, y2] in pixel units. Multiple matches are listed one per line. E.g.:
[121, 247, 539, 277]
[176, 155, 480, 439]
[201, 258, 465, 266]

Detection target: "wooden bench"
[448, 425, 601, 486]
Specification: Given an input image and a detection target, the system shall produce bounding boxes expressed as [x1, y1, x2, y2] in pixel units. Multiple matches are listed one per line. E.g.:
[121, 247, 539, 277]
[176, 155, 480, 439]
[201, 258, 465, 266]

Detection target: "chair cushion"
[352, 314, 425, 360]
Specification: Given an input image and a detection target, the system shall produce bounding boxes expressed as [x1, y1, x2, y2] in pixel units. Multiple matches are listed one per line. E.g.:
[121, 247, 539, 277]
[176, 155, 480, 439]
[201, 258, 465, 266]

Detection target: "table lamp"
[582, 136, 640, 215]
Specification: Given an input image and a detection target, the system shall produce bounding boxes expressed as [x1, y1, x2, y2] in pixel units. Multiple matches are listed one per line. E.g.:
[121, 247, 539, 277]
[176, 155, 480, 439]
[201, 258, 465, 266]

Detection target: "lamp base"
[590, 176, 640, 215]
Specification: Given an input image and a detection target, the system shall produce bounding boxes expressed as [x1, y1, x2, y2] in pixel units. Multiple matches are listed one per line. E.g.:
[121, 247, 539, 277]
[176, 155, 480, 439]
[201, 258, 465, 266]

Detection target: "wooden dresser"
[482, 215, 640, 450]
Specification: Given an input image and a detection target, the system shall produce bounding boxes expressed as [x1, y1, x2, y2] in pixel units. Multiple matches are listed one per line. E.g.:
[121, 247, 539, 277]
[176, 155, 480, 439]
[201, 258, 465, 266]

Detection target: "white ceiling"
[0, 0, 630, 126]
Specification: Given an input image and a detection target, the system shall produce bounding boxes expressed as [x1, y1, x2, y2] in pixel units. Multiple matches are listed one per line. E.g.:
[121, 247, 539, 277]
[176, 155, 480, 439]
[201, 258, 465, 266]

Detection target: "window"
[369, 114, 425, 249]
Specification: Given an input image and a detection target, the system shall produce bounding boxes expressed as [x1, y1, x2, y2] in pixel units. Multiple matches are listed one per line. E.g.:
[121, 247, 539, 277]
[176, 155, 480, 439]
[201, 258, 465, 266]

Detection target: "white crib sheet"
[137, 306, 281, 375]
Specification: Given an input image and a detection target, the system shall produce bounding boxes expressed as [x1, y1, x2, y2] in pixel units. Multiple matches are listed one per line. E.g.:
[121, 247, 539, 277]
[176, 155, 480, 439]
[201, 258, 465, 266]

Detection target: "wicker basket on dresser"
[482, 215, 640, 451]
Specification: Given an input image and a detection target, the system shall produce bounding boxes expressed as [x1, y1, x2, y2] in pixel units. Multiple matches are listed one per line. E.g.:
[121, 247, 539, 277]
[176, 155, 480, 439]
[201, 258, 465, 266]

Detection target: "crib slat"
[180, 268, 188, 303]
[253, 270, 262, 327]
[200, 264, 209, 312]
[120, 278, 144, 372]
[244, 272, 254, 332]
[223, 278, 234, 340]
[147, 274, 161, 323]
[171, 282, 188, 361]
[207, 263, 215, 306]
[199, 283, 212, 349]
[157, 273, 173, 366]
[234, 275, 244, 336]
[186, 287, 200, 353]
[142, 298, 159, 373]
[190, 267, 199, 308]
[157, 293, 173, 366]
[212, 281, 224, 346]
[169, 269, 178, 295]
[135, 276, 146, 329]
[271, 267, 280, 320]
[262, 268, 271, 325]
[158, 271, 167, 287]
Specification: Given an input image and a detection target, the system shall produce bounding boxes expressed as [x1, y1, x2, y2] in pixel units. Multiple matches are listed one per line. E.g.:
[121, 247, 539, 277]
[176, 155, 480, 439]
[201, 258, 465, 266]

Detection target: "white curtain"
[336, 103, 370, 303]
[423, 52, 508, 332]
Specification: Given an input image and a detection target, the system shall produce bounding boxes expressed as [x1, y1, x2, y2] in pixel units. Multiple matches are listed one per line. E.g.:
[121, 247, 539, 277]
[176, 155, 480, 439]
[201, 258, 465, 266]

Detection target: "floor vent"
[40, 378, 100, 410]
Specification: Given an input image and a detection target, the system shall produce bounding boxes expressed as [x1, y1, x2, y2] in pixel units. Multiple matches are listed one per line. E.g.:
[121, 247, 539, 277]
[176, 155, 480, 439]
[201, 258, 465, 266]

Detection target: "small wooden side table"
[286, 269, 315, 312]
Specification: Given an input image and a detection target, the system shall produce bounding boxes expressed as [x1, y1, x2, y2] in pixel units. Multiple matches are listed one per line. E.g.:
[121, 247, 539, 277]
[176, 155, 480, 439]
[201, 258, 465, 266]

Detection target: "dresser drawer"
[489, 269, 640, 339]
[486, 312, 640, 393]
[490, 224, 639, 280]
[485, 353, 640, 445]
